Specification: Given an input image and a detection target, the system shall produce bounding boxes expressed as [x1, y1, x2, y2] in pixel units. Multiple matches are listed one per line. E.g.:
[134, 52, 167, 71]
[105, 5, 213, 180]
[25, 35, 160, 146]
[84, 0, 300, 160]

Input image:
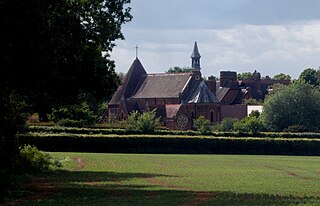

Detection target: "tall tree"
[298, 68, 320, 87]
[261, 82, 320, 131]
[0, 0, 132, 172]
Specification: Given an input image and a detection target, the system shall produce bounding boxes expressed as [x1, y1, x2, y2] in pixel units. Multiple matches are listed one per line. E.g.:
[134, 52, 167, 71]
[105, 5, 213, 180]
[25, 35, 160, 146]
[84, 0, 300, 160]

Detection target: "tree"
[298, 68, 320, 87]
[260, 82, 320, 131]
[237, 72, 253, 80]
[0, 0, 132, 173]
[166, 66, 192, 73]
[273, 73, 291, 80]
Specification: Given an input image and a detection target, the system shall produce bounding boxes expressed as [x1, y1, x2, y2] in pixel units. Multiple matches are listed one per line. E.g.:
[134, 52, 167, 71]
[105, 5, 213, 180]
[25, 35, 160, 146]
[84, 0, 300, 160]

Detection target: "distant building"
[108, 42, 290, 130]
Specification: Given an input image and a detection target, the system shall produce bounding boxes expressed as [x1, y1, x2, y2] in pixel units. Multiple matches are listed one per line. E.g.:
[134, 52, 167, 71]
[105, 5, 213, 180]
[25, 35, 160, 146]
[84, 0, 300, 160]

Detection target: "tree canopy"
[0, 0, 132, 172]
[261, 82, 320, 131]
[298, 68, 320, 87]
[237, 72, 253, 80]
[273, 73, 291, 80]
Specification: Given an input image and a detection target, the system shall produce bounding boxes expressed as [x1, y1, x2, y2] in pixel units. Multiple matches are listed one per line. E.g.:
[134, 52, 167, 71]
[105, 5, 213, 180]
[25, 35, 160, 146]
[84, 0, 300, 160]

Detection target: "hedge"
[25, 126, 320, 139]
[18, 132, 320, 155]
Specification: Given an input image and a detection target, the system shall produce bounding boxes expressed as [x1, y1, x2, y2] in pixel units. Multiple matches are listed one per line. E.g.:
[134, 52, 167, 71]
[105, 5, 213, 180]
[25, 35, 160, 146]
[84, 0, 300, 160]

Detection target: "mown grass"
[14, 153, 320, 206]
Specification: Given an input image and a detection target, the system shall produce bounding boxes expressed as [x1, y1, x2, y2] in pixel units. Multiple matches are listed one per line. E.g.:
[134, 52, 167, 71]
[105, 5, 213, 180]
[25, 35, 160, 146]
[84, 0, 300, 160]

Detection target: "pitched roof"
[131, 72, 193, 99]
[186, 81, 219, 103]
[108, 58, 147, 105]
[216, 87, 230, 101]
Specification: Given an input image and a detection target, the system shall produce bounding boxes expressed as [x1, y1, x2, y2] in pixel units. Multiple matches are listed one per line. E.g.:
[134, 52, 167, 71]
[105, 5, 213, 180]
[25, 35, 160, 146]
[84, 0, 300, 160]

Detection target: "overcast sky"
[111, 0, 320, 79]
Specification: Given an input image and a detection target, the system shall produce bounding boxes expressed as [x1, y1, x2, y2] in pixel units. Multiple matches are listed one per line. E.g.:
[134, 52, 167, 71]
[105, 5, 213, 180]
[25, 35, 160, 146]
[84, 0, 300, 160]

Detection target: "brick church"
[108, 42, 289, 130]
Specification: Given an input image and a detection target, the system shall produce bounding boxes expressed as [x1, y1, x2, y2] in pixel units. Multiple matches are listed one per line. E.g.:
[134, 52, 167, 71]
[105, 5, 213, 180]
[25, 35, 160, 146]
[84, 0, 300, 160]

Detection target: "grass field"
[14, 153, 320, 206]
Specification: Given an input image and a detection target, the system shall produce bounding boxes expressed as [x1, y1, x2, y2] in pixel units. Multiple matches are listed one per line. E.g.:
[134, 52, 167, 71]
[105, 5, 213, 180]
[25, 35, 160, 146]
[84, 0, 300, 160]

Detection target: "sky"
[111, 0, 320, 79]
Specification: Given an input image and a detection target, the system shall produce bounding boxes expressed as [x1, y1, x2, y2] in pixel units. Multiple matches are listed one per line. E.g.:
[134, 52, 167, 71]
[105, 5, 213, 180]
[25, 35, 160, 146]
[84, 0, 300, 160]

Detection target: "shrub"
[16, 144, 58, 173]
[249, 110, 260, 118]
[234, 116, 264, 134]
[194, 115, 211, 134]
[48, 102, 95, 127]
[57, 119, 87, 128]
[284, 125, 308, 132]
[126, 109, 160, 133]
[213, 117, 238, 132]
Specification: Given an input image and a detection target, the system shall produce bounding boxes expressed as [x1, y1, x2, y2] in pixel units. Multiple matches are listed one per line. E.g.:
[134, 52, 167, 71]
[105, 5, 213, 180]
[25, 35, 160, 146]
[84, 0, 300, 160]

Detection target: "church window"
[177, 114, 188, 127]
[210, 110, 214, 123]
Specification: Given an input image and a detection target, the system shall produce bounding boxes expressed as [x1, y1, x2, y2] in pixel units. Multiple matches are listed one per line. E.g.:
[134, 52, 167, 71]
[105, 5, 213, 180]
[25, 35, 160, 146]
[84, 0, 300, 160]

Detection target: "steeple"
[191, 41, 201, 70]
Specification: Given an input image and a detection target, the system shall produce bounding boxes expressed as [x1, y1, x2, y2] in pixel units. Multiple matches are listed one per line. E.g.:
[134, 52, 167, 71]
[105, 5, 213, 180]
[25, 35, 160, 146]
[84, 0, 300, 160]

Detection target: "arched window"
[210, 110, 214, 123]
[191, 110, 195, 126]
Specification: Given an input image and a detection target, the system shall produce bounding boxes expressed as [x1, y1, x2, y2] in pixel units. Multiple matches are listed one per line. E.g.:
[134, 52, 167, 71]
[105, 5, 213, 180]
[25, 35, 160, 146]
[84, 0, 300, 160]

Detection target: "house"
[108, 42, 290, 130]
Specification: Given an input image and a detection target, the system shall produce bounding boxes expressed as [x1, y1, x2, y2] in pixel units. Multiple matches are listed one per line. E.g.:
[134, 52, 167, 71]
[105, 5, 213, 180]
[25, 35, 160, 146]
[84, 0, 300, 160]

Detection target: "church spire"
[191, 41, 201, 69]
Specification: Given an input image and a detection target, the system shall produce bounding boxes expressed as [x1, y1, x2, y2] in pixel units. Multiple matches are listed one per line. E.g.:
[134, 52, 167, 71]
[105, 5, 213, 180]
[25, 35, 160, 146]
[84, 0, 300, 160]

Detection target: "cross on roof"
[135, 45, 139, 59]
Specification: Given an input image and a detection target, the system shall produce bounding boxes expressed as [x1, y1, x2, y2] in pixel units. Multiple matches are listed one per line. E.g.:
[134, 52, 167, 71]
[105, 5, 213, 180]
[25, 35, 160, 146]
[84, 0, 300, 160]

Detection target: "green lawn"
[15, 153, 320, 206]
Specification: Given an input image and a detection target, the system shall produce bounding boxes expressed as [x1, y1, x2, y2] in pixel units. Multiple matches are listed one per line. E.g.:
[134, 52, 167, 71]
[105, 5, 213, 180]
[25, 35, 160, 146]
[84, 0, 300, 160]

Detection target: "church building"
[108, 42, 289, 130]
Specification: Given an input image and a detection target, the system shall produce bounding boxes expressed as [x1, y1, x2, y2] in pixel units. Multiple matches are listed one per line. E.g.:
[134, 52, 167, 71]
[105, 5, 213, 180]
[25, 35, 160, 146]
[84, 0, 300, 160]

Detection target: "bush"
[16, 144, 56, 173]
[57, 119, 87, 128]
[234, 116, 264, 134]
[193, 115, 211, 134]
[284, 125, 308, 132]
[213, 118, 237, 132]
[126, 109, 160, 133]
[48, 102, 95, 127]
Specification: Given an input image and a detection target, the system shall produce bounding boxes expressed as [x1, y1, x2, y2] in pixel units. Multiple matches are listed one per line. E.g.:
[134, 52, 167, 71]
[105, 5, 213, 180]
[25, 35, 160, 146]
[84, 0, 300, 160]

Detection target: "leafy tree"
[298, 68, 320, 87]
[166, 66, 192, 73]
[261, 82, 320, 131]
[237, 72, 253, 80]
[0, 0, 132, 173]
[273, 73, 291, 80]
[194, 115, 211, 134]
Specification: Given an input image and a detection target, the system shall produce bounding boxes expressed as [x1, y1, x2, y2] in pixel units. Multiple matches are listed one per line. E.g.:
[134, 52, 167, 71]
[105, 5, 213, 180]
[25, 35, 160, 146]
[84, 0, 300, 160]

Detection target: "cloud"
[111, 21, 320, 79]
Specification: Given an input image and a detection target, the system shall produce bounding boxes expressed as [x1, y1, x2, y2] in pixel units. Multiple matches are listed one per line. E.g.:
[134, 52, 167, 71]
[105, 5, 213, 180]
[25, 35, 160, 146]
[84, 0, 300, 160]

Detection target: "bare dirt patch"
[263, 164, 314, 180]
[144, 177, 214, 206]
[179, 192, 214, 206]
[73, 157, 86, 171]
[144, 177, 190, 191]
